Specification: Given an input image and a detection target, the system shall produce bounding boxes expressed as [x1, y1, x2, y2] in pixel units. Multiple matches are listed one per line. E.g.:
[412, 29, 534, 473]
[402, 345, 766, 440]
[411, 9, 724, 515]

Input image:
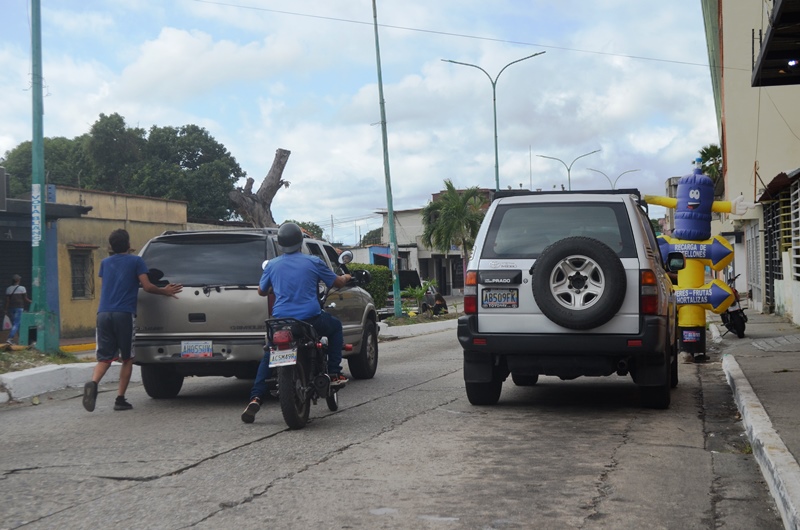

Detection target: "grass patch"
[0, 346, 83, 375]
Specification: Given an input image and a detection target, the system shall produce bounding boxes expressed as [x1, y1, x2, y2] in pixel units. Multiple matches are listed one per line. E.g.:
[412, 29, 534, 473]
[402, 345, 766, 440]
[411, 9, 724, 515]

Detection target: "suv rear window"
[141, 235, 273, 286]
[481, 202, 636, 259]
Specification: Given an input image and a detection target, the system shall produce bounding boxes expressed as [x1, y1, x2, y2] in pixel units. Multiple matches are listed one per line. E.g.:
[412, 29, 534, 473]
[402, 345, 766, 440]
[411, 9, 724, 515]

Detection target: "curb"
[60, 343, 95, 353]
[0, 363, 141, 402]
[722, 354, 800, 530]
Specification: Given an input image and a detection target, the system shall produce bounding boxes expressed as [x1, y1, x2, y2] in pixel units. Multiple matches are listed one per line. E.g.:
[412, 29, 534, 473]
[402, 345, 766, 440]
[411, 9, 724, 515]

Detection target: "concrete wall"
[54, 188, 187, 337]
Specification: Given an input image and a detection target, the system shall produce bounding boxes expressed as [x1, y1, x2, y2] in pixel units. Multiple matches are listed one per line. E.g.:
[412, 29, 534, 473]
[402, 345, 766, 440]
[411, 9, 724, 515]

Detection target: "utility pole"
[371, 0, 402, 317]
[20, 0, 60, 352]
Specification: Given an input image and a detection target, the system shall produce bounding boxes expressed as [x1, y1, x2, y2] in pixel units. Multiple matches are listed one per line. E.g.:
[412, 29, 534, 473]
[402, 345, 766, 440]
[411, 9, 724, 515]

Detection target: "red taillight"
[640, 270, 658, 314]
[273, 329, 293, 350]
[464, 271, 478, 314]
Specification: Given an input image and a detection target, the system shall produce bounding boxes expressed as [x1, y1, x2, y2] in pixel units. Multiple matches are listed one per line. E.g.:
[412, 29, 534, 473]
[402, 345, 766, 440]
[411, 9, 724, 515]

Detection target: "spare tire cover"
[531, 236, 627, 330]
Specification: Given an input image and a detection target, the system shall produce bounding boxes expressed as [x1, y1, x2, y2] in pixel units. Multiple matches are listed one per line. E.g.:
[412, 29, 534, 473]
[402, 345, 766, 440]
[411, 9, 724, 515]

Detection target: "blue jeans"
[249, 312, 344, 400]
[7, 308, 23, 342]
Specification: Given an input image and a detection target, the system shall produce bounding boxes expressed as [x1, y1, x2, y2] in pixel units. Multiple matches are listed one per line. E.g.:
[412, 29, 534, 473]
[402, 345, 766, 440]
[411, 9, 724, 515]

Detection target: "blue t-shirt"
[98, 253, 149, 314]
[260, 252, 337, 320]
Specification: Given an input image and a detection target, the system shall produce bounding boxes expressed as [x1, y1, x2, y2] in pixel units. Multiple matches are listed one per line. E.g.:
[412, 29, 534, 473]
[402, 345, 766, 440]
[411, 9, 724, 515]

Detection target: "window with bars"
[792, 180, 800, 281]
[69, 249, 95, 299]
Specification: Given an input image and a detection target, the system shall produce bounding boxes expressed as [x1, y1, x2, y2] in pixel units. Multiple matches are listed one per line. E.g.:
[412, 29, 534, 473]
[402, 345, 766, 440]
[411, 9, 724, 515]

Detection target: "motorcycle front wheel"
[326, 390, 339, 411]
[278, 359, 311, 430]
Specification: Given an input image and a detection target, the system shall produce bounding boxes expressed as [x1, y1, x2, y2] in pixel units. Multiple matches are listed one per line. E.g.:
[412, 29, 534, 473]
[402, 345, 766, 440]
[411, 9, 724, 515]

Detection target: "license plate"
[180, 340, 213, 358]
[269, 348, 297, 367]
[482, 288, 519, 308]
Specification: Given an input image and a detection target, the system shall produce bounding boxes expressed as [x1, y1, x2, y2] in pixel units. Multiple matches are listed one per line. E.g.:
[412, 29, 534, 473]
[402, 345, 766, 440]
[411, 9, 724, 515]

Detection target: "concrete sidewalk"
[710, 309, 800, 529]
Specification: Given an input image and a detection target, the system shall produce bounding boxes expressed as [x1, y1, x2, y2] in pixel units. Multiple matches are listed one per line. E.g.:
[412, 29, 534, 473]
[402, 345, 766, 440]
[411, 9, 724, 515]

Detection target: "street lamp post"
[587, 168, 641, 190]
[442, 52, 545, 192]
[536, 150, 601, 191]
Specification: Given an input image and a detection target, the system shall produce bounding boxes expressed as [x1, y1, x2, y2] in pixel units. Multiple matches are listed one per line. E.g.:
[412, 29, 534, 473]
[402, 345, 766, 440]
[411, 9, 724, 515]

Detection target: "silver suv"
[457, 189, 684, 409]
[134, 228, 379, 398]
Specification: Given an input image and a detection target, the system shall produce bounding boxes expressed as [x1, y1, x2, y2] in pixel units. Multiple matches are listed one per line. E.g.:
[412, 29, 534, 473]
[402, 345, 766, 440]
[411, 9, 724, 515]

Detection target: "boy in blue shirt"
[82, 229, 182, 412]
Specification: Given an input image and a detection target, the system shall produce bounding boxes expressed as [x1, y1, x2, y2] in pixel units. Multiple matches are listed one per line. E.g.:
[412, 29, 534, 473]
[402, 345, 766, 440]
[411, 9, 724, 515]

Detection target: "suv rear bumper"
[134, 336, 265, 378]
[457, 314, 671, 385]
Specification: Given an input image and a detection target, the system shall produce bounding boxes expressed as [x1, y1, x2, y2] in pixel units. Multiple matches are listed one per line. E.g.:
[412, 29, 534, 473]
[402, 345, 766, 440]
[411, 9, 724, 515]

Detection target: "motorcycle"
[264, 250, 370, 430]
[720, 273, 747, 338]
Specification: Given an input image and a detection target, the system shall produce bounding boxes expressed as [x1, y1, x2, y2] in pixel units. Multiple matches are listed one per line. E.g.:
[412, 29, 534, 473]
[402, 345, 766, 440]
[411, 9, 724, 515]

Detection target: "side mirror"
[147, 268, 164, 283]
[339, 250, 353, 265]
[262, 259, 269, 271]
[665, 251, 685, 272]
[353, 269, 371, 285]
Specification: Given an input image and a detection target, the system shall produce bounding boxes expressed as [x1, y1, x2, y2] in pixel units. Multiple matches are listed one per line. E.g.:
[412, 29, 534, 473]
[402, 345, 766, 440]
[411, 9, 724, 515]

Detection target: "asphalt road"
[0, 330, 782, 529]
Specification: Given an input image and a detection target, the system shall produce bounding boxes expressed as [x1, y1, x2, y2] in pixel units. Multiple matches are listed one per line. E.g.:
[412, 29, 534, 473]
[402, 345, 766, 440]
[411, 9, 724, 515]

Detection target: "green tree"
[285, 220, 324, 239]
[421, 179, 487, 271]
[1, 113, 243, 221]
[85, 113, 146, 192]
[1, 136, 91, 196]
[360, 227, 383, 246]
[698, 143, 722, 196]
[134, 124, 242, 220]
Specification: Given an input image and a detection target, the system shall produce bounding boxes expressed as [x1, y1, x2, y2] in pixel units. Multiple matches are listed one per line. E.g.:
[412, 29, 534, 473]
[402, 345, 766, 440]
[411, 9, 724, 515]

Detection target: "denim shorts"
[95, 312, 136, 362]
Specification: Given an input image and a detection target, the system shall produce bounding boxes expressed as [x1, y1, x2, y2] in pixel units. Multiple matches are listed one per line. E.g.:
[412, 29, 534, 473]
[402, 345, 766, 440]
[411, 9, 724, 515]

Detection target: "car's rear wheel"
[141, 365, 184, 399]
[348, 319, 378, 379]
[532, 237, 627, 330]
[511, 373, 539, 386]
[640, 355, 671, 409]
[465, 379, 502, 405]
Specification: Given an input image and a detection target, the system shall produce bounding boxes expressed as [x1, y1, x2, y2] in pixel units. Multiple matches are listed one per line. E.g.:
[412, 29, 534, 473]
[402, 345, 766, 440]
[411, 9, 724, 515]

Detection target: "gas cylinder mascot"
[644, 160, 753, 358]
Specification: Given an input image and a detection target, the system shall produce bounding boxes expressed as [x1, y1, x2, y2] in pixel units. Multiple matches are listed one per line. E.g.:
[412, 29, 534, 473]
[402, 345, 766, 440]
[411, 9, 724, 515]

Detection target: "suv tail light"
[272, 329, 294, 350]
[464, 271, 478, 314]
[640, 270, 659, 314]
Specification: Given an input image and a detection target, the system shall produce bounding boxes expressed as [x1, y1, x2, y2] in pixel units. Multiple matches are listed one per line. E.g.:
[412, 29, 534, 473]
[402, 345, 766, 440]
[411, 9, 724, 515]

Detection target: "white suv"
[457, 189, 684, 409]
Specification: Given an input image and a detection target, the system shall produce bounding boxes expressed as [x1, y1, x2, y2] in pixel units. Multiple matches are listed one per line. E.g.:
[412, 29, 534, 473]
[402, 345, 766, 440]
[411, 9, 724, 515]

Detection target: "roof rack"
[492, 188, 641, 201]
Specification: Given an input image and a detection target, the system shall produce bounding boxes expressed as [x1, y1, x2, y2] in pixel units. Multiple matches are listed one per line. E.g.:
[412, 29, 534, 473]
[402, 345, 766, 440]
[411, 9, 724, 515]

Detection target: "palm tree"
[421, 180, 487, 277]
[698, 143, 723, 195]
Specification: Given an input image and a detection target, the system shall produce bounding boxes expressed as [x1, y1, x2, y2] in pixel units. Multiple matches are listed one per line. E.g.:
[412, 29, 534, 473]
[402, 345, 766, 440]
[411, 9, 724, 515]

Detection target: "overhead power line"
[190, 0, 737, 71]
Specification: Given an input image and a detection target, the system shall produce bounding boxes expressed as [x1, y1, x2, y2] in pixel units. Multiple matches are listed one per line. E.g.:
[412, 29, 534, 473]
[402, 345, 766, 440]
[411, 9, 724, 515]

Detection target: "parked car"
[457, 189, 685, 409]
[378, 270, 438, 319]
[133, 228, 379, 399]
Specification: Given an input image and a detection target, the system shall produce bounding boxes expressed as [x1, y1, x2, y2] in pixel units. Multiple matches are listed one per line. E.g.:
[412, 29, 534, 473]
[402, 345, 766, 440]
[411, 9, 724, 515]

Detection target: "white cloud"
[0, 0, 718, 243]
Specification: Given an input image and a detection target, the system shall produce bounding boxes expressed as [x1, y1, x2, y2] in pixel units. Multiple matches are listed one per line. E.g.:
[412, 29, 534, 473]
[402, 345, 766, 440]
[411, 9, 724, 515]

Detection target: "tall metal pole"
[21, 0, 59, 352]
[371, 0, 402, 318]
[587, 168, 640, 190]
[537, 149, 601, 191]
[442, 52, 545, 191]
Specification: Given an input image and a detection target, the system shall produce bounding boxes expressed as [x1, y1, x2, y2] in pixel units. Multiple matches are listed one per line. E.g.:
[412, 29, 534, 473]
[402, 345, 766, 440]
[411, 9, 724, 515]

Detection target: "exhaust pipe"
[616, 359, 629, 376]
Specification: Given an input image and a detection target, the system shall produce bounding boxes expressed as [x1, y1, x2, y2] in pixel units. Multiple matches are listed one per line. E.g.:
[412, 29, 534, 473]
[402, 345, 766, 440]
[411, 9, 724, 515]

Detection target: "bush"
[348, 263, 391, 308]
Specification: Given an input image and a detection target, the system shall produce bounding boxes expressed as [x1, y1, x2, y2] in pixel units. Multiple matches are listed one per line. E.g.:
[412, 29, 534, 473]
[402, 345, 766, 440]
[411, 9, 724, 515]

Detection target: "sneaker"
[241, 397, 261, 424]
[329, 373, 348, 386]
[82, 381, 98, 412]
[114, 396, 133, 411]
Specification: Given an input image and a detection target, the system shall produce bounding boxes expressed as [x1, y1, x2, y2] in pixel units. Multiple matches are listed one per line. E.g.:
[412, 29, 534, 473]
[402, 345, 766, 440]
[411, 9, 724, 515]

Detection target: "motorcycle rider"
[241, 222, 352, 423]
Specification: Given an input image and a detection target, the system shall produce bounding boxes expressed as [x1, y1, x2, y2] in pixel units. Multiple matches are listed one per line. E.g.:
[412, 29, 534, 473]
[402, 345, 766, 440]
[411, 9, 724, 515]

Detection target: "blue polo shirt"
[260, 252, 337, 320]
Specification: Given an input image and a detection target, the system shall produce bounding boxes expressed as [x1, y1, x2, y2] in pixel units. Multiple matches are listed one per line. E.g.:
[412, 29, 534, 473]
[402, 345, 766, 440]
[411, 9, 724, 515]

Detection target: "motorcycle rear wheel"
[278, 360, 311, 430]
[731, 311, 746, 338]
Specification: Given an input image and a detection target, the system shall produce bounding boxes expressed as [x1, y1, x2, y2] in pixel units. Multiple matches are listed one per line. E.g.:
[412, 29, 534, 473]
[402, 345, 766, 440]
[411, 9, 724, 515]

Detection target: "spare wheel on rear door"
[531, 236, 626, 330]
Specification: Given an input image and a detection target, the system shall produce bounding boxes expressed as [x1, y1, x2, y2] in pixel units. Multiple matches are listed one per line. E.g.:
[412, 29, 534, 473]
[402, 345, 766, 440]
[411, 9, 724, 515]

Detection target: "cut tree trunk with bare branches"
[229, 148, 291, 227]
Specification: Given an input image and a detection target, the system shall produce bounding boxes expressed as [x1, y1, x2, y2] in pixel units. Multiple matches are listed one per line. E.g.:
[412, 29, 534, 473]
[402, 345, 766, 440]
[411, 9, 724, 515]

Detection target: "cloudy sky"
[1, 0, 717, 244]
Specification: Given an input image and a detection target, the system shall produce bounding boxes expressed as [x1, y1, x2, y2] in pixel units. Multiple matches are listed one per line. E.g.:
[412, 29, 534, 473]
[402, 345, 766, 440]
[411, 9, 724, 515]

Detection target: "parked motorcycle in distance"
[721, 273, 747, 338]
